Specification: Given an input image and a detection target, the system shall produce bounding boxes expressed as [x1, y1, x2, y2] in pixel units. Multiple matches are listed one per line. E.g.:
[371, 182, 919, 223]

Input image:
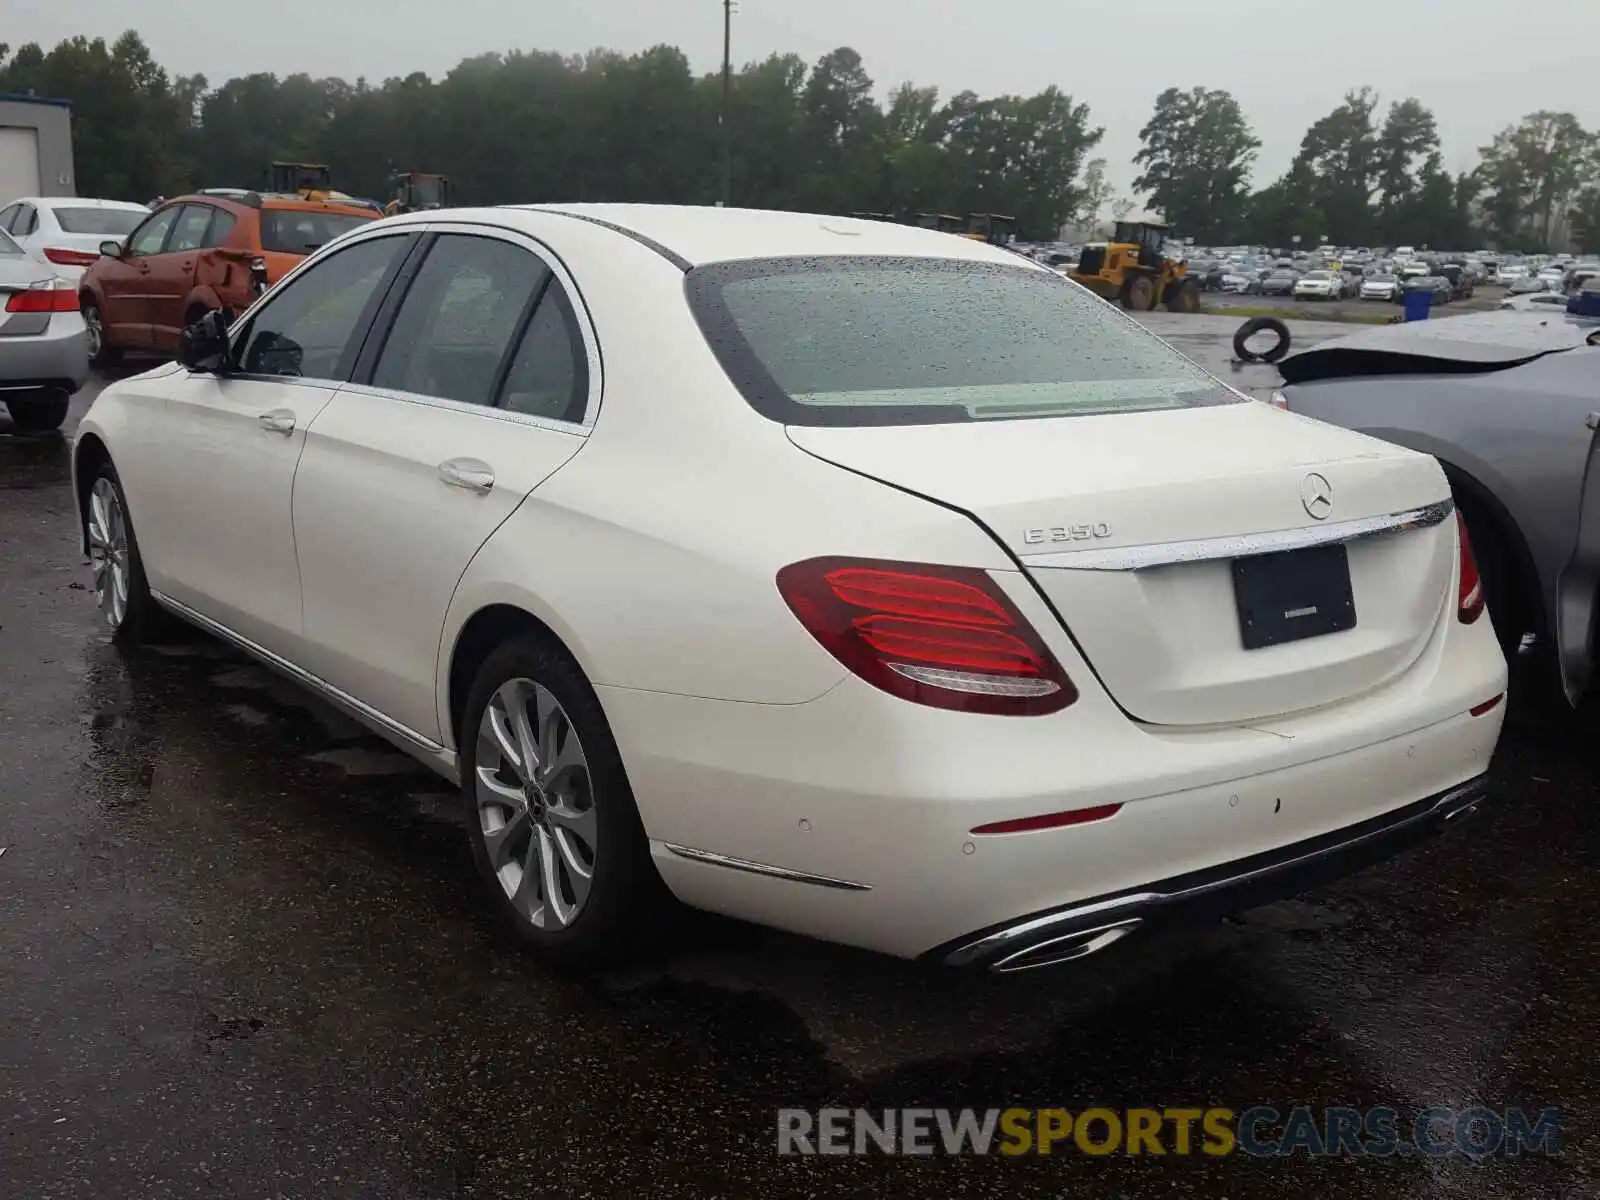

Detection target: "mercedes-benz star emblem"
[1301, 472, 1333, 521]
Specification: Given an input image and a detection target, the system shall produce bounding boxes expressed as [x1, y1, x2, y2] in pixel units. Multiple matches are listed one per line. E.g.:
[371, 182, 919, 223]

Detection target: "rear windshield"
[259, 209, 373, 255]
[54, 207, 145, 236]
[686, 256, 1238, 426]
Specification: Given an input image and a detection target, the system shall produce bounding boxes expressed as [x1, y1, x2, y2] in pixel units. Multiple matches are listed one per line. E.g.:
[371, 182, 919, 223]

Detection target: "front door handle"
[258, 408, 296, 435]
[438, 457, 495, 494]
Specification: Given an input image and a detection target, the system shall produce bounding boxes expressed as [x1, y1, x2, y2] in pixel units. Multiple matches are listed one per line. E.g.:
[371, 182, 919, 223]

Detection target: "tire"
[1122, 274, 1156, 312]
[458, 633, 669, 969]
[82, 299, 123, 369]
[85, 462, 165, 643]
[1165, 280, 1201, 313]
[5, 389, 69, 433]
[1232, 316, 1292, 364]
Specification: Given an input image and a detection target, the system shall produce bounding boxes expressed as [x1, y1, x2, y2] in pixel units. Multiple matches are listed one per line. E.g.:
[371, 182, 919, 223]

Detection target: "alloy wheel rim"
[85, 307, 102, 358]
[474, 677, 597, 930]
[86, 478, 129, 629]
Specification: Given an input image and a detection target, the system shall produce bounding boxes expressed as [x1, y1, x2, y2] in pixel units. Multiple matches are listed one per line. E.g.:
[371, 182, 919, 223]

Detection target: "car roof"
[500, 203, 1038, 269]
[9, 196, 148, 211]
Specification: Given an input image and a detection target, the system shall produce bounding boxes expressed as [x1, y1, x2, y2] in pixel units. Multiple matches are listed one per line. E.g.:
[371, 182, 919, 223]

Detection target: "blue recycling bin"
[1403, 288, 1433, 322]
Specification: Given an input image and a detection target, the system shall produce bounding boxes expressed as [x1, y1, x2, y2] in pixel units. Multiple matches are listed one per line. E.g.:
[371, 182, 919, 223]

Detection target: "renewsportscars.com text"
[777, 1106, 1563, 1158]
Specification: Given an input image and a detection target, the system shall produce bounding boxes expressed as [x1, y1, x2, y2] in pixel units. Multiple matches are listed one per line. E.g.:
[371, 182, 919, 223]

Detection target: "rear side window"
[166, 205, 216, 253]
[687, 256, 1236, 426]
[54, 207, 145, 236]
[369, 233, 547, 407]
[259, 209, 373, 255]
[500, 280, 589, 423]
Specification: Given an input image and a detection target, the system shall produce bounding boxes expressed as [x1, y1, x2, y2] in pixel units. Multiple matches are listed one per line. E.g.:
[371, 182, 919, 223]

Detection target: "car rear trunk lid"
[789, 402, 1455, 726]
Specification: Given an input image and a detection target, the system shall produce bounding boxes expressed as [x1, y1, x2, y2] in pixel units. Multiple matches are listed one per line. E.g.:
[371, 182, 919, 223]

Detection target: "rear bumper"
[929, 775, 1488, 971]
[0, 314, 90, 392]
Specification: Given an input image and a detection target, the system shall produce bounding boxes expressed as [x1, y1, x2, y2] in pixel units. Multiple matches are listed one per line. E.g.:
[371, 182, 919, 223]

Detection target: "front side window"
[166, 205, 217, 253]
[369, 234, 547, 407]
[0, 229, 22, 256]
[231, 235, 407, 380]
[688, 256, 1238, 427]
[0, 204, 18, 232]
[128, 209, 178, 257]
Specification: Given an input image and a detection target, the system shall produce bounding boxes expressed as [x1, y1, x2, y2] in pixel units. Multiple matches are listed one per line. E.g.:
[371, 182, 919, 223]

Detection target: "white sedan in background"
[1292, 270, 1340, 299]
[71, 205, 1507, 972]
[0, 196, 149, 281]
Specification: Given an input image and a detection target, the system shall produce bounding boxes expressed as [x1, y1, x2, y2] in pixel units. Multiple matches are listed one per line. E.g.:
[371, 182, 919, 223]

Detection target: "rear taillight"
[42, 247, 99, 267]
[1457, 513, 1484, 624]
[4, 278, 78, 313]
[776, 557, 1077, 715]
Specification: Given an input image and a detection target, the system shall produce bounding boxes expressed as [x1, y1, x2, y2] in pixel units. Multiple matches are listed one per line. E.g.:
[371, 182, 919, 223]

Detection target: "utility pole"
[719, 0, 733, 207]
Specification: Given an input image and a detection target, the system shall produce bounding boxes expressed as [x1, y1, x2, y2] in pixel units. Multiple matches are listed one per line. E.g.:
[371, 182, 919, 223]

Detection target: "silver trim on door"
[150, 589, 460, 783]
[1021, 499, 1454, 571]
[661, 843, 873, 891]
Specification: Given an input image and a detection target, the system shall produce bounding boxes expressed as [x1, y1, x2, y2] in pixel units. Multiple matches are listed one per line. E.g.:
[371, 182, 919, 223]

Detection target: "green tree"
[1133, 86, 1259, 242]
[1374, 98, 1439, 237]
[1292, 88, 1381, 245]
[1478, 111, 1594, 249]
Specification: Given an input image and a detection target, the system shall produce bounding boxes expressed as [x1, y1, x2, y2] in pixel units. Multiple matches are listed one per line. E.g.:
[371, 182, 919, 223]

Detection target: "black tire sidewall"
[1233, 316, 1291, 364]
[92, 462, 160, 643]
[6, 391, 69, 432]
[458, 635, 665, 968]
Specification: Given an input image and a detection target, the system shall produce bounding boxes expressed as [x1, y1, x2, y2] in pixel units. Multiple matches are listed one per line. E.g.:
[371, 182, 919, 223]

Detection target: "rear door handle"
[258, 409, 296, 435]
[438, 457, 495, 493]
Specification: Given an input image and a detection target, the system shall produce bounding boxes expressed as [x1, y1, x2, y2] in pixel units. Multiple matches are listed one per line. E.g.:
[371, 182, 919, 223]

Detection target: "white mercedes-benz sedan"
[71, 205, 1507, 972]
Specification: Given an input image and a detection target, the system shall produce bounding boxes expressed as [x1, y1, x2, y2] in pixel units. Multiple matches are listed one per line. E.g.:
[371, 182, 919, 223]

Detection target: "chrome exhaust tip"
[990, 918, 1144, 973]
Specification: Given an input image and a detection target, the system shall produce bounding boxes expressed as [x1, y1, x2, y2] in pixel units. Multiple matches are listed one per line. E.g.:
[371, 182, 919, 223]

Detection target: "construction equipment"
[961, 212, 1016, 247]
[914, 212, 969, 236]
[384, 172, 452, 217]
[1068, 220, 1200, 313]
[268, 162, 338, 200]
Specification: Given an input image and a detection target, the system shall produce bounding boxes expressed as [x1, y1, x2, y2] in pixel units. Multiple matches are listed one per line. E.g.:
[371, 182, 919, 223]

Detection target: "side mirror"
[99, 240, 122, 258]
[180, 309, 230, 373]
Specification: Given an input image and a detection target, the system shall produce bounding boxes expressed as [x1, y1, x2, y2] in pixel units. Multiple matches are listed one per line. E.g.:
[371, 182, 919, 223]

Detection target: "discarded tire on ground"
[1232, 316, 1292, 364]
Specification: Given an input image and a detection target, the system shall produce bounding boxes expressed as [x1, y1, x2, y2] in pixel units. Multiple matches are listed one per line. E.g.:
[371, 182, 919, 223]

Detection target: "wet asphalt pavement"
[2, 340, 1598, 1198]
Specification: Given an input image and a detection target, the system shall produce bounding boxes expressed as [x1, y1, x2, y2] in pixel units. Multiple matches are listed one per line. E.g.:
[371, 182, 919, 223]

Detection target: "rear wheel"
[1165, 280, 1201, 313]
[82, 300, 123, 369]
[1122, 274, 1156, 312]
[5, 389, 70, 433]
[459, 634, 670, 969]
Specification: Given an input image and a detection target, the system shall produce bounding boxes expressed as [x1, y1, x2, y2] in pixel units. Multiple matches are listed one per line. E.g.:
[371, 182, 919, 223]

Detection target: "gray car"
[0, 226, 89, 432]
[1276, 311, 1600, 703]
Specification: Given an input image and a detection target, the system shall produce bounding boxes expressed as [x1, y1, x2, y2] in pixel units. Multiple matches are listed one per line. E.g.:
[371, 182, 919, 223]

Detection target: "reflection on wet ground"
[1, 372, 1596, 1198]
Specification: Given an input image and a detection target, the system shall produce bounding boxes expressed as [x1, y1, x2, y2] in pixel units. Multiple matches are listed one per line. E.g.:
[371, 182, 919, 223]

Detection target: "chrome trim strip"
[150, 590, 459, 782]
[661, 843, 872, 891]
[1021, 498, 1454, 571]
[336, 382, 593, 437]
[941, 778, 1485, 968]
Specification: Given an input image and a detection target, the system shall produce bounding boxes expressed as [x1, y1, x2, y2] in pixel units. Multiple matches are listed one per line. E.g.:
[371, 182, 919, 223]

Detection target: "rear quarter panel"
[1282, 352, 1599, 623]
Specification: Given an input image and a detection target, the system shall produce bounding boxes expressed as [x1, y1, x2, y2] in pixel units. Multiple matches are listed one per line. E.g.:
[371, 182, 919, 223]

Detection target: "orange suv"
[79, 192, 378, 365]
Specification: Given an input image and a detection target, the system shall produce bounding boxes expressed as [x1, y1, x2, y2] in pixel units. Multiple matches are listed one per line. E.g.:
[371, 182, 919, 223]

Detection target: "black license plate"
[1231, 544, 1356, 650]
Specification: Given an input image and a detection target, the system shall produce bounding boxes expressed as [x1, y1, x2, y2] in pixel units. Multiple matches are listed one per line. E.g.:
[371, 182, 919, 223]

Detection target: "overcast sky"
[11, 0, 1600, 195]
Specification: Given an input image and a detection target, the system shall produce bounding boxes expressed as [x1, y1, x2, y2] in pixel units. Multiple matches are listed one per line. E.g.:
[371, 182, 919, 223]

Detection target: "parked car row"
[0, 188, 378, 430]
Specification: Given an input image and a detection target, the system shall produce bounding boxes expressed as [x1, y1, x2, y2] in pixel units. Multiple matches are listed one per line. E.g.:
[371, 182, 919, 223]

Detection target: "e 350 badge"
[1022, 523, 1112, 545]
